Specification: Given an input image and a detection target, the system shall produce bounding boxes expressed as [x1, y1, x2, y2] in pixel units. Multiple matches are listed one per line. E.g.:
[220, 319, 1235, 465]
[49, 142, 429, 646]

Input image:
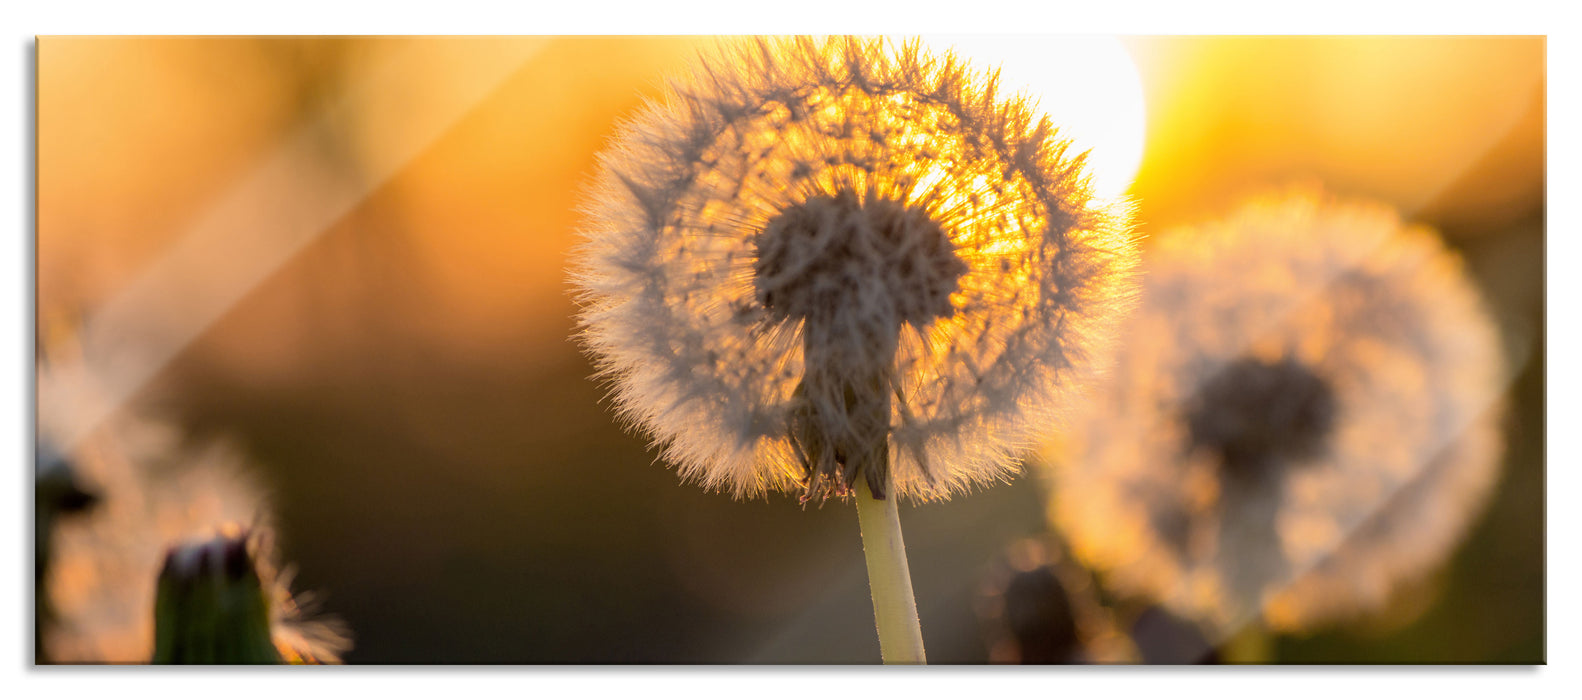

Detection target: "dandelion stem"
[855, 479, 926, 664]
[1222, 620, 1272, 664]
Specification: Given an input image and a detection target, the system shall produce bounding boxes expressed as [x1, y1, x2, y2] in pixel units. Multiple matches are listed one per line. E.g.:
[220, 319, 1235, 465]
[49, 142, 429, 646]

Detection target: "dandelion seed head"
[1044, 190, 1506, 634]
[1184, 356, 1338, 484]
[754, 192, 966, 328]
[573, 36, 1137, 502]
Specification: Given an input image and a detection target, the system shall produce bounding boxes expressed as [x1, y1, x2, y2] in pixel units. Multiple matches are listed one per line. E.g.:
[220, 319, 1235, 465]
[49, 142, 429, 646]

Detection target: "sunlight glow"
[929, 35, 1148, 201]
[61, 38, 549, 452]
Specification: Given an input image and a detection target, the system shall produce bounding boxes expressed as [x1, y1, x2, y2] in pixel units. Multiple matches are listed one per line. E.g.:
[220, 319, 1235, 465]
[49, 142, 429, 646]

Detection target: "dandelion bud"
[976, 538, 1137, 664]
[982, 562, 1080, 664]
[573, 36, 1138, 503]
[152, 532, 280, 664]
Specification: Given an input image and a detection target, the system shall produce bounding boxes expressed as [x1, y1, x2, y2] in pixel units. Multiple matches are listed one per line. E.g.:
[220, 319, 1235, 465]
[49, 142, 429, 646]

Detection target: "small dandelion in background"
[1042, 190, 1506, 643]
[974, 537, 1136, 664]
[570, 36, 1137, 662]
[37, 356, 349, 664]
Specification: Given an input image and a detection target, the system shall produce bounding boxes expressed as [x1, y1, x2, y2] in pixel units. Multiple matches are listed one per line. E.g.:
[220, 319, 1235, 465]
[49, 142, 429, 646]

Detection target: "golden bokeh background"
[36, 36, 1543, 662]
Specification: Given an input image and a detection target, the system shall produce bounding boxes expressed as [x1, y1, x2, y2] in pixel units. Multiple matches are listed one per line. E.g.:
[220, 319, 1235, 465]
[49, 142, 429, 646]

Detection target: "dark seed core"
[753, 191, 967, 503]
[753, 191, 967, 326]
[1183, 356, 1337, 482]
[1001, 565, 1080, 663]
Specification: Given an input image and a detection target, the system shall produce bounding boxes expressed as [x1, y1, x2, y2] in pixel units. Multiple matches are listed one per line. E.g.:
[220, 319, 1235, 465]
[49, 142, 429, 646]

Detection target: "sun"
[926, 35, 1148, 201]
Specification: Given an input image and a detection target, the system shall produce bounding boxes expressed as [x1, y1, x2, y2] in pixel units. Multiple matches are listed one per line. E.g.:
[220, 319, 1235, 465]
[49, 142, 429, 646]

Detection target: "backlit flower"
[1043, 190, 1506, 634]
[572, 36, 1137, 503]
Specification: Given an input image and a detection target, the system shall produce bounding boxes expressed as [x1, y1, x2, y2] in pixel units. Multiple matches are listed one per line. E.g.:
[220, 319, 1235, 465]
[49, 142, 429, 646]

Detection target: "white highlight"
[929, 35, 1148, 201]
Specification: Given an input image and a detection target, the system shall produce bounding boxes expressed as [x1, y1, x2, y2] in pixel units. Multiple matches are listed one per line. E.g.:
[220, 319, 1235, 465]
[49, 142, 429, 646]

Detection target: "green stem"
[855, 479, 926, 664]
[1222, 620, 1272, 664]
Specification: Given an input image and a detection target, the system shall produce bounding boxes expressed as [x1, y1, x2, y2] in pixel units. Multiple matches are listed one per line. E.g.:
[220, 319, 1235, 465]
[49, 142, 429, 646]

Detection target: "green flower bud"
[152, 533, 281, 664]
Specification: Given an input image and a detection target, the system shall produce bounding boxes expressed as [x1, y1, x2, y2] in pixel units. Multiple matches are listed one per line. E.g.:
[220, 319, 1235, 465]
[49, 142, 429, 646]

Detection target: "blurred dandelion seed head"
[34, 439, 99, 552]
[572, 36, 1138, 502]
[37, 359, 349, 663]
[1044, 190, 1506, 634]
[1184, 356, 1338, 484]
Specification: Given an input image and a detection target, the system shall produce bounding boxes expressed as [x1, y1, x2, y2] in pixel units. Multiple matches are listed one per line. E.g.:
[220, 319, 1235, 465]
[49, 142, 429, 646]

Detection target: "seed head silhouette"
[572, 36, 1138, 503]
[1045, 190, 1506, 633]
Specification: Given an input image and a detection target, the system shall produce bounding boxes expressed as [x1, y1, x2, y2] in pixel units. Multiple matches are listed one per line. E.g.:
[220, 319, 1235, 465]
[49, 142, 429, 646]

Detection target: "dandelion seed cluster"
[573, 36, 1137, 502]
[1043, 191, 1506, 634]
[37, 360, 349, 663]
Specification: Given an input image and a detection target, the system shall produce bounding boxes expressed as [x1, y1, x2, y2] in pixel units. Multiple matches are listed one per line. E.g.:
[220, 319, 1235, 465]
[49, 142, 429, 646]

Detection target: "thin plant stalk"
[855, 479, 926, 664]
[1222, 620, 1272, 664]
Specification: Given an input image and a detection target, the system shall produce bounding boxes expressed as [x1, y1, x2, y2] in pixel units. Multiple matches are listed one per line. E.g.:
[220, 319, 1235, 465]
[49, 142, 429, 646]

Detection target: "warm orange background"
[36, 36, 1543, 662]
